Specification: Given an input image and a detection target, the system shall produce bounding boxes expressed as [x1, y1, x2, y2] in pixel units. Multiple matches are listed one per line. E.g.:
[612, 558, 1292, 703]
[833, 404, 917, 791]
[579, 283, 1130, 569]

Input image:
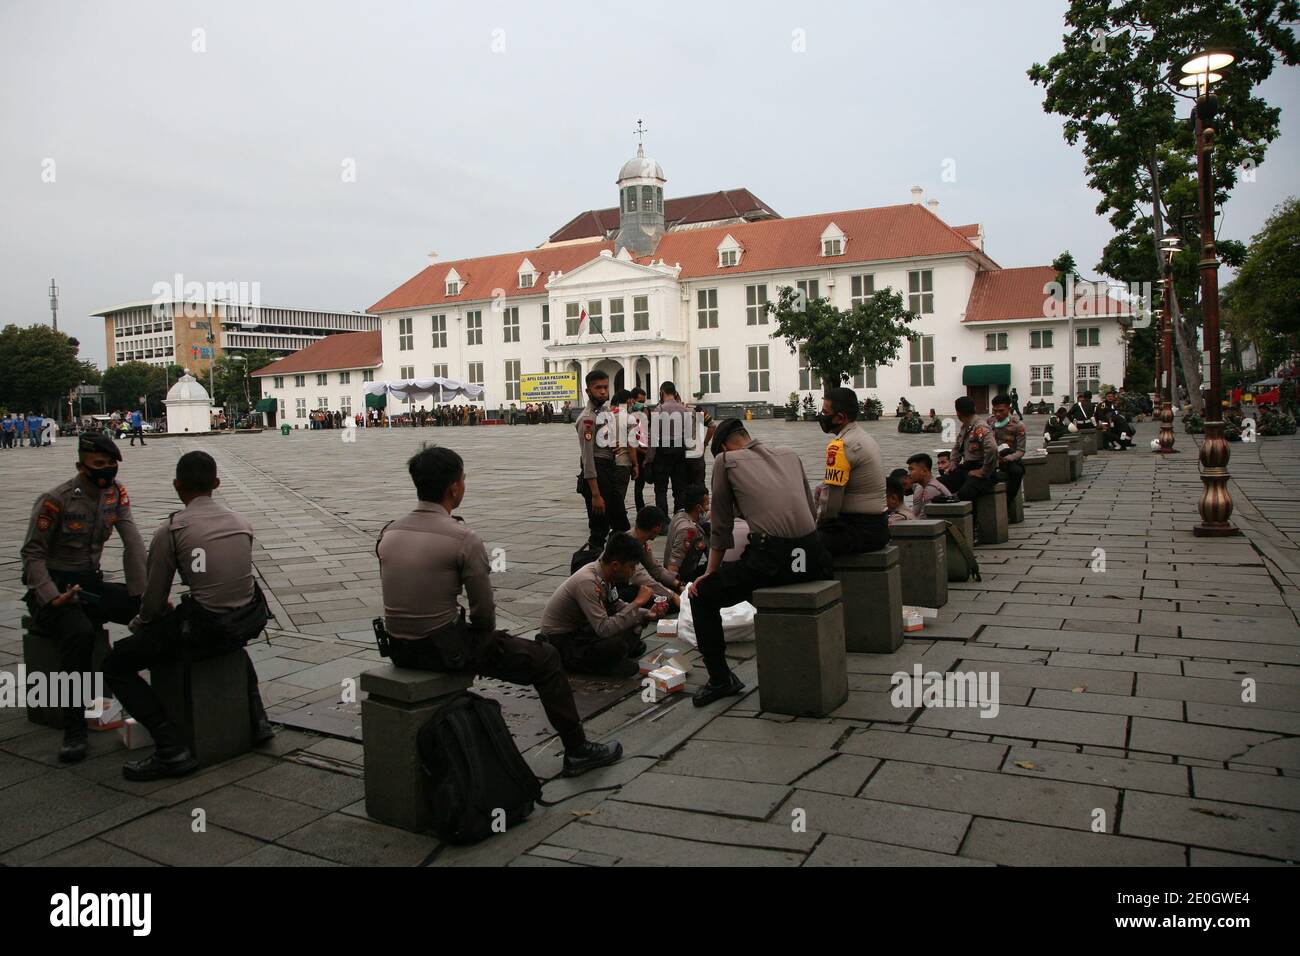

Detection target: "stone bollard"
[1078, 429, 1098, 455]
[1008, 486, 1025, 524]
[887, 521, 948, 609]
[1045, 443, 1072, 484]
[1069, 449, 1084, 480]
[361, 665, 473, 832]
[972, 482, 1009, 545]
[1022, 454, 1051, 500]
[151, 649, 254, 767]
[926, 500, 973, 548]
[833, 546, 903, 654]
[751, 580, 847, 718]
[20, 616, 110, 728]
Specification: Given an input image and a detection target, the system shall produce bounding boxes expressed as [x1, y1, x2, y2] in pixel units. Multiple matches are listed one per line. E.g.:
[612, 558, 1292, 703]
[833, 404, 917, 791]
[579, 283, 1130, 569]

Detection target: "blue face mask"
[992, 415, 1011, 428]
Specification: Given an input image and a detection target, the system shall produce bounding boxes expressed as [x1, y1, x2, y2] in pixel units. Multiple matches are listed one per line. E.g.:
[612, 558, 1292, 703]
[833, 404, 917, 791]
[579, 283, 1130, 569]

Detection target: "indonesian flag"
[578, 307, 587, 332]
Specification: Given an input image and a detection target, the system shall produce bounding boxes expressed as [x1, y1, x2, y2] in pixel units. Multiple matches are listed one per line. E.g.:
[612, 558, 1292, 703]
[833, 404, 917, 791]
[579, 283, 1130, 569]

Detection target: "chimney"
[926, 199, 940, 214]
[427, 252, 439, 265]
[910, 186, 923, 205]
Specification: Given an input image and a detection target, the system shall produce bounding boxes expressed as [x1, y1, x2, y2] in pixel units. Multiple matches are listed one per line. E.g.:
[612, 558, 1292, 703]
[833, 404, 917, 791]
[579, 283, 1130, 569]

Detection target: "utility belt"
[741, 529, 831, 579]
[836, 512, 888, 527]
[575, 456, 617, 494]
[177, 582, 270, 650]
[375, 609, 484, 671]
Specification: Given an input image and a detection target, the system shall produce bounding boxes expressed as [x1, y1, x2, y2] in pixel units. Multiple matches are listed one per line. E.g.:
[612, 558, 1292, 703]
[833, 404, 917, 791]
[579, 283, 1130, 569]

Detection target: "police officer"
[988, 393, 1027, 502]
[651, 382, 693, 514]
[379, 445, 622, 778]
[687, 420, 832, 707]
[814, 386, 889, 554]
[664, 484, 709, 582]
[575, 369, 628, 547]
[940, 396, 998, 501]
[21, 433, 146, 762]
[539, 532, 666, 678]
[102, 451, 274, 781]
[129, 408, 146, 446]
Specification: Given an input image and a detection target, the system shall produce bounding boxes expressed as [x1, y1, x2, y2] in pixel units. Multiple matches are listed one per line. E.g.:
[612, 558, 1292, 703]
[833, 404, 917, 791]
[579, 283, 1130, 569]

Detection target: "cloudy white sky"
[2, 0, 1296, 367]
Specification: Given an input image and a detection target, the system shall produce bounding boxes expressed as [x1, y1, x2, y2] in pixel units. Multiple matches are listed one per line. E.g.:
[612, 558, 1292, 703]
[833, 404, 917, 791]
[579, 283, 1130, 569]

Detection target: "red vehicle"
[1247, 377, 1283, 407]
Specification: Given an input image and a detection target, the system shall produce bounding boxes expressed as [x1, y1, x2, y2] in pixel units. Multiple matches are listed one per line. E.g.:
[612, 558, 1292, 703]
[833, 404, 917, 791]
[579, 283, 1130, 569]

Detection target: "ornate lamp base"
[1154, 401, 1178, 453]
[1194, 420, 1241, 536]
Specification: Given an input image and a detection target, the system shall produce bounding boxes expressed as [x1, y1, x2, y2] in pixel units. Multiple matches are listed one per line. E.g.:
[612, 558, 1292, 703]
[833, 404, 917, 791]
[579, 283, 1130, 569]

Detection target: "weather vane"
[634, 119, 648, 145]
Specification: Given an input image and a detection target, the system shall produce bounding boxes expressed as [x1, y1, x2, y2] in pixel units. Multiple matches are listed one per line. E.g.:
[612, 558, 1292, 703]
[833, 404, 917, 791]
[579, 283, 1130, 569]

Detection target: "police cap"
[78, 433, 122, 461]
[710, 418, 745, 457]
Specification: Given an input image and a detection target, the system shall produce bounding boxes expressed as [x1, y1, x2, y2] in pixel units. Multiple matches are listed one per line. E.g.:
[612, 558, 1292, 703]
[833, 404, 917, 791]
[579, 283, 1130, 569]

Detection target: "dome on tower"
[617, 145, 664, 183]
[165, 372, 210, 403]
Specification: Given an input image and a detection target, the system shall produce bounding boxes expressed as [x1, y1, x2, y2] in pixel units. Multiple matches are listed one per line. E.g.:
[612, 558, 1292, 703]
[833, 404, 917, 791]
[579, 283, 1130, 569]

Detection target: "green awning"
[962, 364, 1011, 387]
[365, 393, 387, 409]
[254, 397, 276, 413]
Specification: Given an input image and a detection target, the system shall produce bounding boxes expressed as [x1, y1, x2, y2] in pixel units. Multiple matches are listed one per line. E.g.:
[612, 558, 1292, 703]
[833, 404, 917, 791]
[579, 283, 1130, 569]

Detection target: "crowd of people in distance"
[506, 402, 560, 424]
[1042, 389, 1137, 450]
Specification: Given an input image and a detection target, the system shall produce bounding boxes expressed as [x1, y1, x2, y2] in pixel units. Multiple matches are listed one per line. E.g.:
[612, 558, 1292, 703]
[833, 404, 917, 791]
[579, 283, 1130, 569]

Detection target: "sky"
[1, 0, 1297, 368]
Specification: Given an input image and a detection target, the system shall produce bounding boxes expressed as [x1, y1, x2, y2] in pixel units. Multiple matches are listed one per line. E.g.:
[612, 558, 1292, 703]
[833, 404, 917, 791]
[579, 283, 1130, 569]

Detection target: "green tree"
[1223, 196, 1300, 370]
[767, 285, 917, 390]
[0, 324, 85, 416]
[1029, 0, 1299, 411]
[212, 350, 275, 414]
[102, 361, 171, 418]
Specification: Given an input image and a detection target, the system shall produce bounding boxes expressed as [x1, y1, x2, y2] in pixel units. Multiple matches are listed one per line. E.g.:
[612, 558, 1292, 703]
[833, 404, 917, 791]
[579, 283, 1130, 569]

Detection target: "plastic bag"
[674, 595, 756, 647]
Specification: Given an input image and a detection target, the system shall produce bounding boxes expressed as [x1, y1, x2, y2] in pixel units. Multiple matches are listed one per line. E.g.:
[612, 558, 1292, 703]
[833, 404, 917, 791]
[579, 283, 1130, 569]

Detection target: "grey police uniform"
[540, 560, 649, 674]
[102, 495, 271, 750]
[815, 421, 889, 555]
[943, 418, 999, 501]
[377, 502, 585, 749]
[576, 398, 628, 546]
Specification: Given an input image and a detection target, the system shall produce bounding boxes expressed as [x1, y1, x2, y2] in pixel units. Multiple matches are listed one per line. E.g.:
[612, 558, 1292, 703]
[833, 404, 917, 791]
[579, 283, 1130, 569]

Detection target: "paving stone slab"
[618, 771, 791, 820]
[839, 728, 1008, 771]
[1128, 717, 1281, 762]
[805, 833, 991, 867]
[100, 808, 264, 866]
[961, 817, 1186, 867]
[692, 715, 849, 750]
[1029, 687, 1182, 720]
[1119, 790, 1300, 862]
[1191, 766, 1300, 812]
[915, 703, 1128, 747]
[652, 739, 832, 786]
[791, 753, 880, 796]
[581, 799, 818, 853]
[1003, 745, 1188, 796]
[543, 819, 803, 867]
[776, 788, 971, 854]
[277, 812, 439, 866]
[237, 761, 366, 811]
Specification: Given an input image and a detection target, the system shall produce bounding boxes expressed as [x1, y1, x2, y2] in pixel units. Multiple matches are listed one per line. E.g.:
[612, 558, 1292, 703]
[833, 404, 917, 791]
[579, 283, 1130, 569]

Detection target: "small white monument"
[164, 373, 212, 434]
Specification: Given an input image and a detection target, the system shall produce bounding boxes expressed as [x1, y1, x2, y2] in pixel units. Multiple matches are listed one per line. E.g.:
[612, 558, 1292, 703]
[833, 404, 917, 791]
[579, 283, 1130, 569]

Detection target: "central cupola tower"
[615, 121, 666, 257]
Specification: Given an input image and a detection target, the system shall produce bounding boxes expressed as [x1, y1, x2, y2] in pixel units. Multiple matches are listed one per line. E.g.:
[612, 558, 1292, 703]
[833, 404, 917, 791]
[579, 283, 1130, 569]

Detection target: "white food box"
[118, 717, 154, 750]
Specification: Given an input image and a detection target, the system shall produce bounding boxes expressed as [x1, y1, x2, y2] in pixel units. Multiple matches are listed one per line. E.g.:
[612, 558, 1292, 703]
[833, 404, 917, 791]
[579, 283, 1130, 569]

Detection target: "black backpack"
[570, 541, 602, 574]
[416, 691, 542, 844]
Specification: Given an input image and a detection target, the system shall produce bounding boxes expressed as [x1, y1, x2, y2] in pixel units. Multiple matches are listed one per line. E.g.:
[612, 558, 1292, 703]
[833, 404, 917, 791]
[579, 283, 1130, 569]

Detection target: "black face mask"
[817, 413, 841, 434]
[83, 464, 118, 489]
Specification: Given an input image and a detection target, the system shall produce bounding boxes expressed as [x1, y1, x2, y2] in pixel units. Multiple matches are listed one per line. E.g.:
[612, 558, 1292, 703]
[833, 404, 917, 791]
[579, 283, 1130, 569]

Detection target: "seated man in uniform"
[940, 396, 998, 500]
[1044, 406, 1072, 442]
[988, 393, 1027, 503]
[885, 477, 911, 525]
[539, 532, 667, 679]
[618, 506, 681, 609]
[21, 433, 146, 762]
[815, 387, 889, 554]
[103, 451, 274, 781]
[663, 485, 709, 583]
[906, 453, 950, 519]
[378, 445, 622, 778]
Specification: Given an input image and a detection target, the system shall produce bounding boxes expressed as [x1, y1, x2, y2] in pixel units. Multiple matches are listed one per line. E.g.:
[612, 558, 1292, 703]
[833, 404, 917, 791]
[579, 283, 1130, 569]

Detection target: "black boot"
[122, 746, 198, 781]
[562, 740, 623, 777]
[692, 671, 746, 708]
[251, 719, 275, 745]
[58, 716, 88, 764]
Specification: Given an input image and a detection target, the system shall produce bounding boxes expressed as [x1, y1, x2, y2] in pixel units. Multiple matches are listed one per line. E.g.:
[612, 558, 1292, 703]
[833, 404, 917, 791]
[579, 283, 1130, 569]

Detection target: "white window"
[797, 278, 820, 304]
[399, 316, 413, 351]
[1076, 364, 1101, 395]
[362, 370, 374, 383]
[909, 335, 935, 387]
[853, 365, 877, 389]
[467, 362, 484, 387]
[587, 300, 603, 334]
[541, 304, 550, 340]
[433, 363, 448, 378]
[566, 302, 581, 336]
[431, 314, 447, 348]
[279, 399, 286, 419]
[445, 269, 462, 297]
[316, 373, 328, 386]
[317, 397, 329, 409]
[1030, 365, 1054, 397]
[296, 398, 306, 419]
[505, 360, 521, 401]
[400, 365, 414, 379]
[850, 274, 875, 308]
[609, 298, 625, 333]
[747, 346, 769, 392]
[699, 348, 720, 394]
[908, 270, 934, 314]
[633, 295, 649, 331]
[717, 234, 742, 268]
[503, 307, 520, 343]
[985, 332, 1008, 351]
[519, 273, 534, 288]
[823, 238, 842, 256]
[294, 375, 305, 388]
[339, 371, 350, 384]
[1030, 329, 1053, 349]
[798, 346, 822, 391]
[745, 284, 768, 325]
[273, 375, 284, 389]
[1077, 327, 1101, 348]
[466, 310, 482, 345]
[697, 289, 718, 329]
[340, 396, 351, 415]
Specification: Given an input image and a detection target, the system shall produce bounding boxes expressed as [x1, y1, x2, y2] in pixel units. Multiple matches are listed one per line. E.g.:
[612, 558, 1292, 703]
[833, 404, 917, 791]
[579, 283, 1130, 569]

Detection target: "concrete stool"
[20, 615, 110, 729]
[972, 482, 1009, 545]
[1078, 429, 1099, 455]
[151, 649, 253, 767]
[1008, 486, 1025, 524]
[751, 580, 847, 718]
[927, 500, 973, 548]
[1045, 444, 1072, 484]
[833, 546, 903, 654]
[1022, 454, 1051, 501]
[1069, 449, 1084, 480]
[888, 520, 947, 609]
[361, 665, 473, 833]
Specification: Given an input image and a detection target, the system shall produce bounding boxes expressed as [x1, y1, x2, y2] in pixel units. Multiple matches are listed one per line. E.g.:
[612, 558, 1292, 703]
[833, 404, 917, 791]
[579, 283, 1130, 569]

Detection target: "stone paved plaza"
[1, 418, 1298, 867]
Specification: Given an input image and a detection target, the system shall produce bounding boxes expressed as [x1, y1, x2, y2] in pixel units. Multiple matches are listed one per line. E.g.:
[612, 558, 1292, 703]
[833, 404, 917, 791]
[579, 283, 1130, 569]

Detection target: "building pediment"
[547, 252, 678, 290]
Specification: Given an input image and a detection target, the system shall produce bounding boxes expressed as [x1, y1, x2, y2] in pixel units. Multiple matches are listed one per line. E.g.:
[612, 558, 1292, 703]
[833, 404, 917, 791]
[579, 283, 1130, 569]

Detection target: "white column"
[653, 355, 661, 395]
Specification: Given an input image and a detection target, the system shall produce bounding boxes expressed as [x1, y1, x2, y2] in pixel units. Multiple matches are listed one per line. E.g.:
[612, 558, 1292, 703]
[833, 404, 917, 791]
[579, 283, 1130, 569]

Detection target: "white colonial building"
[267, 145, 1132, 417]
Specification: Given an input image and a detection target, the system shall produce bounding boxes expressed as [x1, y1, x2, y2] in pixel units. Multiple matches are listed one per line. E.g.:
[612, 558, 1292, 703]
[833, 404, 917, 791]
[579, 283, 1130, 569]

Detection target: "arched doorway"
[635, 357, 651, 395]
[592, 358, 625, 394]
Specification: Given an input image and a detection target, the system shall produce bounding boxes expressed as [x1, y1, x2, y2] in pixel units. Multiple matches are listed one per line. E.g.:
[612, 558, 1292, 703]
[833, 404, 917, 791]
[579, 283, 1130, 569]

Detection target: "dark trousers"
[27, 574, 139, 732]
[539, 626, 642, 677]
[998, 459, 1025, 501]
[691, 541, 831, 682]
[389, 627, 585, 750]
[943, 464, 996, 501]
[579, 458, 629, 547]
[817, 512, 891, 556]
[634, 469, 648, 514]
[103, 612, 267, 750]
[130, 425, 145, 445]
[653, 451, 688, 515]
[685, 455, 706, 491]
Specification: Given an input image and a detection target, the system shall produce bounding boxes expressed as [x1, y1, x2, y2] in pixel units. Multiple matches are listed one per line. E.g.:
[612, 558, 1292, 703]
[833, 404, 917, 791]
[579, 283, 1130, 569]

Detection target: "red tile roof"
[548, 189, 779, 243]
[963, 266, 1134, 323]
[953, 223, 980, 238]
[250, 330, 382, 376]
[368, 242, 615, 314]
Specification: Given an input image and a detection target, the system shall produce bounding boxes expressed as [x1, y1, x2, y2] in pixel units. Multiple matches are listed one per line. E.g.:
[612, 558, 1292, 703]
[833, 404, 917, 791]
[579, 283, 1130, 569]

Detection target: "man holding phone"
[21, 433, 147, 763]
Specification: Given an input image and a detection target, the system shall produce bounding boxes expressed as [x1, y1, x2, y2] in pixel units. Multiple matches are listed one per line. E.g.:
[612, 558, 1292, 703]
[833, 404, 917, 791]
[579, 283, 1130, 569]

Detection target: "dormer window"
[717, 234, 742, 268]
[517, 258, 538, 290]
[445, 267, 462, 297]
[820, 223, 846, 257]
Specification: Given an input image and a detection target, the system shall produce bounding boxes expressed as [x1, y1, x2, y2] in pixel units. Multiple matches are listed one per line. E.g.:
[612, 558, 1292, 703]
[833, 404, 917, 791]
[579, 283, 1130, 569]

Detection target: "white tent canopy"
[365, 378, 485, 403]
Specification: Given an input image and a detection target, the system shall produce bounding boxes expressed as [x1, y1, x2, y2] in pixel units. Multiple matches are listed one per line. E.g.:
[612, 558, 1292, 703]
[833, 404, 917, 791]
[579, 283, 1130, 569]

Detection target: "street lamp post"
[1179, 50, 1240, 536]
[1156, 236, 1181, 453]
